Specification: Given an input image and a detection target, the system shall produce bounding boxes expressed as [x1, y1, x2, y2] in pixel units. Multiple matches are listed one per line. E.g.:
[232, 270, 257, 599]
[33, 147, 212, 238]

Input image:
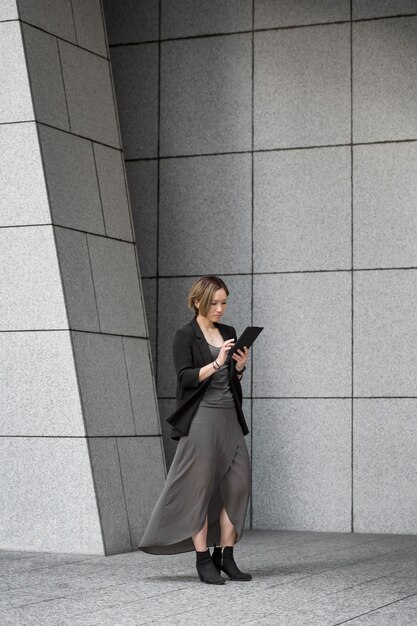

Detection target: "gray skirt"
[138, 404, 251, 555]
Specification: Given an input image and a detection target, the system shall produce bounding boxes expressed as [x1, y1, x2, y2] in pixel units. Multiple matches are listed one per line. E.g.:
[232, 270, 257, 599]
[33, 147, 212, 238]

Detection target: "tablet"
[230, 326, 263, 357]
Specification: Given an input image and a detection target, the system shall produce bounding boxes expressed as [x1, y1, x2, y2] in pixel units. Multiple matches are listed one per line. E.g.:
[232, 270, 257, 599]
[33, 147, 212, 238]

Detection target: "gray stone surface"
[353, 0, 417, 19]
[253, 273, 351, 397]
[157, 275, 252, 397]
[17, 0, 76, 42]
[38, 124, 104, 233]
[254, 24, 350, 150]
[93, 143, 133, 241]
[0, 21, 33, 123]
[117, 436, 167, 549]
[0, 0, 17, 20]
[103, 0, 159, 44]
[252, 399, 351, 531]
[0, 122, 49, 226]
[71, 332, 136, 436]
[353, 17, 417, 143]
[2, 530, 416, 623]
[59, 40, 119, 147]
[354, 270, 417, 396]
[54, 227, 100, 331]
[87, 236, 147, 336]
[354, 142, 417, 269]
[71, 0, 108, 57]
[255, 0, 350, 28]
[141, 277, 157, 366]
[159, 398, 180, 467]
[0, 330, 84, 436]
[87, 437, 132, 554]
[160, 34, 252, 156]
[159, 154, 252, 275]
[0, 225, 67, 330]
[125, 160, 158, 277]
[122, 337, 160, 435]
[161, 0, 252, 38]
[22, 24, 69, 130]
[354, 399, 417, 534]
[254, 147, 351, 272]
[110, 43, 158, 159]
[0, 437, 102, 553]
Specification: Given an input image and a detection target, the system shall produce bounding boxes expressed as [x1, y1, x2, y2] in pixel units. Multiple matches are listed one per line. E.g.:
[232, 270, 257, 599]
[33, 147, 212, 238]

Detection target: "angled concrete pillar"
[0, 0, 165, 555]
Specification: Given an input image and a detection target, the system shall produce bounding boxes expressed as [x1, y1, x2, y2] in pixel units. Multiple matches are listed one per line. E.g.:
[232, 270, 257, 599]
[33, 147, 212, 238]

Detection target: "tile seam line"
[0, 223, 136, 245]
[350, 0, 354, 535]
[0, 435, 163, 438]
[16, 19, 109, 61]
[107, 11, 417, 46]
[0, 330, 149, 339]
[123, 138, 417, 161]
[250, 0, 255, 531]
[334, 591, 417, 626]
[26, 120, 123, 151]
[144, 268, 417, 277]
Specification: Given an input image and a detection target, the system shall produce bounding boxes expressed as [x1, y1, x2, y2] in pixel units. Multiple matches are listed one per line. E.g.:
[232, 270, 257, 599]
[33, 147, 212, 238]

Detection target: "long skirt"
[138, 404, 251, 555]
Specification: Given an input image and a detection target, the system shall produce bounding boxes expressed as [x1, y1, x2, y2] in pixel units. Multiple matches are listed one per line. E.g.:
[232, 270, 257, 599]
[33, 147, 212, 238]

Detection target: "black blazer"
[166, 317, 250, 441]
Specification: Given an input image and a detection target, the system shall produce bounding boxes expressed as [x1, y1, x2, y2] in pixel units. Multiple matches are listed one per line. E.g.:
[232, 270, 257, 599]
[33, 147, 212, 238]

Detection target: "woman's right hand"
[217, 338, 235, 366]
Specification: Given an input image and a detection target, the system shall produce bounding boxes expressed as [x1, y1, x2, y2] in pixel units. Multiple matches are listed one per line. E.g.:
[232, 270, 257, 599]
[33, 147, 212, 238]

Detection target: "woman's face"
[204, 288, 228, 323]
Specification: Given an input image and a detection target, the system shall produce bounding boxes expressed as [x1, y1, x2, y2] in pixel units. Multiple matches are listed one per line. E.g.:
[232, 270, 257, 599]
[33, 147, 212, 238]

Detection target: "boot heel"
[195, 549, 226, 584]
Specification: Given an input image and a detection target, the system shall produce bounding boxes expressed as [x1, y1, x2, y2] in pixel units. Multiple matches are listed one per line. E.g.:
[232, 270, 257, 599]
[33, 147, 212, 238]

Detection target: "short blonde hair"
[188, 275, 229, 317]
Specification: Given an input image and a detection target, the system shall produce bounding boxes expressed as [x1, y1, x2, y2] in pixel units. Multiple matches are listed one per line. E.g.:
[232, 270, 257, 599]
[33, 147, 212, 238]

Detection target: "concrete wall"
[0, 0, 164, 554]
[106, 0, 417, 535]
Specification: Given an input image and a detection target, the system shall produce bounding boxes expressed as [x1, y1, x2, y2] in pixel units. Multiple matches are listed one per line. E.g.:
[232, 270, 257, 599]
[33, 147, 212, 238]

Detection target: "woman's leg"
[219, 505, 237, 547]
[192, 515, 208, 551]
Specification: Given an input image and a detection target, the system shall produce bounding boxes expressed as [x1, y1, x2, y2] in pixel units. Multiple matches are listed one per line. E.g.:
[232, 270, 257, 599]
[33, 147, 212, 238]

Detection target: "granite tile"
[38, 124, 104, 233]
[161, 34, 252, 155]
[72, 331, 135, 436]
[59, 41, 119, 147]
[0, 21, 33, 122]
[252, 399, 351, 531]
[87, 235, 147, 336]
[354, 399, 417, 534]
[0, 437, 102, 554]
[354, 270, 417, 396]
[255, 24, 350, 150]
[0, 330, 84, 436]
[110, 44, 158, 159]
[0, 225, 67, 330]
[253, 273, 351, 397]
[353, 142, 417, 269]
[353, 17, 417, 142]
[161, 0, 252, 38]
[255, 0, 350, 28]
[0, 122, 49, 226]
[254, 147, 351, 272]
[93, 143, 133, 241]
[125, 160, 158, 277]
[22, 24, 69, 130]
[159, 154, 252, 275]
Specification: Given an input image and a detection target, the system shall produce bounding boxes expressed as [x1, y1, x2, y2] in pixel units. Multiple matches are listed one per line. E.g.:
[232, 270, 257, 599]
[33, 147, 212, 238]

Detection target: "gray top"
[199, 344, 235, 408]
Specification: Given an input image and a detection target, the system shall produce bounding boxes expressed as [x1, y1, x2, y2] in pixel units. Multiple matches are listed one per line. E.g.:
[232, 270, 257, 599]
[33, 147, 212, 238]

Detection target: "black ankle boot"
[196, 549, 225, 584]
[212, 545, 252, 581]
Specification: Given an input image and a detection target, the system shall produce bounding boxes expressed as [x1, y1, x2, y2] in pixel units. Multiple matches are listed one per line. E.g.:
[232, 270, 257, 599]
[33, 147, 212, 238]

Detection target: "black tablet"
[230, 326, 263, 356]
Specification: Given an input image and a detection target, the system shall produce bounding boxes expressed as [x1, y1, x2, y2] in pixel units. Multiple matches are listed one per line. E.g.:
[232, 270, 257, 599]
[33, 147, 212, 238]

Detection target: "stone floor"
[1, 530, 417, 625]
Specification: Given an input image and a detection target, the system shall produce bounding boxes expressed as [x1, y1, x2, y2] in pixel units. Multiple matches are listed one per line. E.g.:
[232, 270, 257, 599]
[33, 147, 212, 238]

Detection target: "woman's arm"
[172, 328, 201, 389]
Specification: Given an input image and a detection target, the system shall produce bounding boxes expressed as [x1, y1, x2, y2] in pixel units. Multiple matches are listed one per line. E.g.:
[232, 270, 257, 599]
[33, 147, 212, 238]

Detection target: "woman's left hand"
[232, 346, 249, 372]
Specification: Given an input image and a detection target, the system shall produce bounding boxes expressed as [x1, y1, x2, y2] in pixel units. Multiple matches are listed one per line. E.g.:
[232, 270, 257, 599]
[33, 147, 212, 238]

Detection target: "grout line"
[122, 137, 417, 161]
[0, 222, 135, 244]
[17, 18, 109, 61]
[140, 267, 417, 278]
[91, 143, 107, 236]
[115, 438, 134, 551]
[350, 0, 355, 535]
[56, 39, 72, 132]
[155, 0, 162, 390]
[250, 0, 255, 530]
[107, 11, 417, 46]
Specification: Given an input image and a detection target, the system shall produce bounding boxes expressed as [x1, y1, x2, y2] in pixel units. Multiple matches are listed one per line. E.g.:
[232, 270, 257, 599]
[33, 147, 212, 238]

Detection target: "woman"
[138, 275, 252, 585]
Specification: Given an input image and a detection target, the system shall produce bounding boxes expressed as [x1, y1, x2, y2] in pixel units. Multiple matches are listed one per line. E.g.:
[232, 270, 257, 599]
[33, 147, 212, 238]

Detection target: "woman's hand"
[232, 346, 249, 372]
[217, 338, 236, 366]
